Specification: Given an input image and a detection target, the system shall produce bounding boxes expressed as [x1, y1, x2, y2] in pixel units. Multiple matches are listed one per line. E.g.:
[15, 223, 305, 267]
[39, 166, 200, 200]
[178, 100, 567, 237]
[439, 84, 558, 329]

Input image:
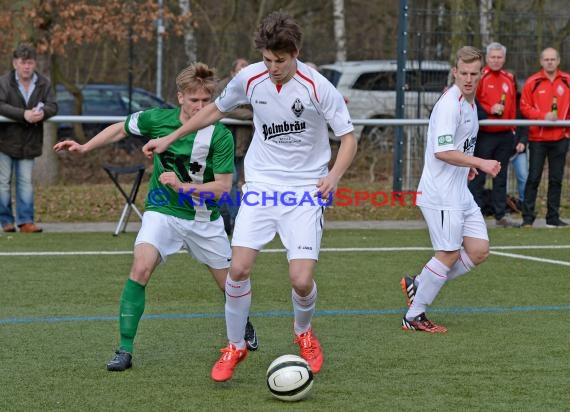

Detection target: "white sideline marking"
[0, 251, 133, 256]
[489, 251, 570, 267]
[1, 244, 570, 259]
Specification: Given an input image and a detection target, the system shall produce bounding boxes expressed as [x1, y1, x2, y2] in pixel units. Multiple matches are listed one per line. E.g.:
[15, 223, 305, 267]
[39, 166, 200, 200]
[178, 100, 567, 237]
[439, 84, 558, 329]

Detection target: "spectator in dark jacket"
[0, 43, 57, 233]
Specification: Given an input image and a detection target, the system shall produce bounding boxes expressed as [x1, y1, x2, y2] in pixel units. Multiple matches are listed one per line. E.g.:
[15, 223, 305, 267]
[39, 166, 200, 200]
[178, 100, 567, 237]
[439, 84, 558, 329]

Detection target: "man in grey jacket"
[0, 43, 57, 233]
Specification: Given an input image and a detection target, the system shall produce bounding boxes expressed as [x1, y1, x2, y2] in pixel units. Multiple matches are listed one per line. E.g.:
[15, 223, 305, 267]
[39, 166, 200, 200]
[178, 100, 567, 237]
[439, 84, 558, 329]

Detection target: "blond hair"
[176, 62, 218, 95]
[454, 46, 483, 67]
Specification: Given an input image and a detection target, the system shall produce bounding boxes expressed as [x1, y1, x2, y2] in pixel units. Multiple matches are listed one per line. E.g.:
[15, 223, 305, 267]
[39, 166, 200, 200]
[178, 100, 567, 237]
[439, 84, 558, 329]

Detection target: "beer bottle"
[552, 96, 558, 117]
[497, 93, 506, 116]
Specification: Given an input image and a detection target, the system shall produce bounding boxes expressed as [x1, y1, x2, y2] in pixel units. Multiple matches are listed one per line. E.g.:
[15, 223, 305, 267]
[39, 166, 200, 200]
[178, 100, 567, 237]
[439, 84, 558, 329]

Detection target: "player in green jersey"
[54, 62, 258, 372]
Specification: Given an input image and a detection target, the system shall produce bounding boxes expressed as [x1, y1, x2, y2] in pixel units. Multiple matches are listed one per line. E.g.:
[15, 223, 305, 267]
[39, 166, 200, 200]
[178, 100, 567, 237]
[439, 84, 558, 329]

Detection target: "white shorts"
[421, 200, 488, 251]
[231, 182, 325, 261]
[135, 211, 231, 269]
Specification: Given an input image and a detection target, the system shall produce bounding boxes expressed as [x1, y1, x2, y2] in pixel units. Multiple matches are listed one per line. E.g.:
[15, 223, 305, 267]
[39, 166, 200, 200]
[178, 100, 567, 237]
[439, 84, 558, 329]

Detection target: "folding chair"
[102, 163, 146, 236]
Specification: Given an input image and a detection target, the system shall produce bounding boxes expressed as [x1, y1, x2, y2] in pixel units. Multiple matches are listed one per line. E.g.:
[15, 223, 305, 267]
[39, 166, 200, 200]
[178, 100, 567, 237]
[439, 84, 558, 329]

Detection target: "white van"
[318, 60, 450, 145]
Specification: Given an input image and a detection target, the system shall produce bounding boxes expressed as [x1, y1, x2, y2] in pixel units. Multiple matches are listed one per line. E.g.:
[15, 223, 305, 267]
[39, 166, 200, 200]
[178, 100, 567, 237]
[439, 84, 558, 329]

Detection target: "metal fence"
[1, 115, 569, 200]
[406, 3, 570, 82]
[354, 119, 570, 202]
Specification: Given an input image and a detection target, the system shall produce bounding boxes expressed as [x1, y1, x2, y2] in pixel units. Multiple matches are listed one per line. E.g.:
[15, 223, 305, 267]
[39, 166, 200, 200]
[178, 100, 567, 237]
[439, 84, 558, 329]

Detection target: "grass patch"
[38, 179, 568, 223]
[1, 229, 569, 411]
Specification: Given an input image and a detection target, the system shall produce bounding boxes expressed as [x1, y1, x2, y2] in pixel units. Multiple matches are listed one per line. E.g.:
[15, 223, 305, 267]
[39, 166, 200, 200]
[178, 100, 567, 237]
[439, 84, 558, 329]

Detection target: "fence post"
[394, 0, 409, 192]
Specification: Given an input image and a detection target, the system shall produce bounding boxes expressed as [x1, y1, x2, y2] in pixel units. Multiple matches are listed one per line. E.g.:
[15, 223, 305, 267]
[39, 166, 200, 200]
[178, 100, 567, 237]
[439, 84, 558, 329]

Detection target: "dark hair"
[13, 43, 37, 60]
[253, 11, 302, 54]
[176, 62, 218, 95]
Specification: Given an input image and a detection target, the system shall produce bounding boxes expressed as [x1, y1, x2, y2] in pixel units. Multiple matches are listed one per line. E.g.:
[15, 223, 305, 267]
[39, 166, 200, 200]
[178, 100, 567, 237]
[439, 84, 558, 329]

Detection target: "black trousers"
[522, 138, 569, 224]
[468, 131, 515, 220]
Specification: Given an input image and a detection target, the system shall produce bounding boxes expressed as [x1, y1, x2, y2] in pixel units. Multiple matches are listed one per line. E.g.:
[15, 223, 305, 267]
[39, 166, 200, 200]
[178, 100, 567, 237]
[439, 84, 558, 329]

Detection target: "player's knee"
[290, 275, 315, 296]
[229, 263, 252, 280]
[469, 247, 490, 265]
[128, 267, 152, 285]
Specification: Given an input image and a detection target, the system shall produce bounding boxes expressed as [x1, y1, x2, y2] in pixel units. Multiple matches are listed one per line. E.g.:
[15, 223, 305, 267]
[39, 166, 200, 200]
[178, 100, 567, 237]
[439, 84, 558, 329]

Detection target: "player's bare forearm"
[328, 133, 357, 182]
[435, 150, 501, 177]
[142, 104, 226, 157]
[159, 172, 232, 200]
[317, 133, 357, 195]
[435, 150, 481, 169]
[83, 122, 128, 151]
[53, 122, 126, 154]
[171, 104, 225, 143]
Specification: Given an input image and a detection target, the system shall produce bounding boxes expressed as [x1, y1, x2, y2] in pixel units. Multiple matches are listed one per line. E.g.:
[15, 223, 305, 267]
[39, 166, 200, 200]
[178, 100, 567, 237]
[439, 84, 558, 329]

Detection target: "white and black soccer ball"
[266, 354, 314, 402]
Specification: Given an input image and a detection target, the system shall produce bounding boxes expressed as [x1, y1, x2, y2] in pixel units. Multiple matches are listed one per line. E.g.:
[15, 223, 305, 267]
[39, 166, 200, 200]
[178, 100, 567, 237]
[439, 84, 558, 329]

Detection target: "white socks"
[292, 282, 317, 335]
[446, 249, 475, 281]
[224, 274, 251, 349]
[406, 257, 449, 319]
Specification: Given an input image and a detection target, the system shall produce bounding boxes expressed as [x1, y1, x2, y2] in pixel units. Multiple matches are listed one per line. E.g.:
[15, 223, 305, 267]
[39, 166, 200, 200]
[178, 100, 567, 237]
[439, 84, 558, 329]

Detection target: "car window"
[319, 68, 342, 87]
[83, 89, 125, 115]
[353, 72, 397, 91]
[407, 70, 449, 92]
[56, 96, 75, 114]
[119, 90, 166, 112]
[352, 70, 448, 92]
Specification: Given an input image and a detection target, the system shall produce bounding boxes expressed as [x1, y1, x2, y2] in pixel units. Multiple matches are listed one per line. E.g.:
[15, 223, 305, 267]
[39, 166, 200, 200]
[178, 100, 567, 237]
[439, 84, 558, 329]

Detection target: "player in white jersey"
[399, 47, 501, 333]
[143, 11, 357, 381]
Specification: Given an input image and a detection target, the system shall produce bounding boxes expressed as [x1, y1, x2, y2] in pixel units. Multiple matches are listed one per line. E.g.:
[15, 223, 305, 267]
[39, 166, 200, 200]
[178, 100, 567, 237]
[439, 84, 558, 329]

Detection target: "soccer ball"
[266, 354, 314, 402]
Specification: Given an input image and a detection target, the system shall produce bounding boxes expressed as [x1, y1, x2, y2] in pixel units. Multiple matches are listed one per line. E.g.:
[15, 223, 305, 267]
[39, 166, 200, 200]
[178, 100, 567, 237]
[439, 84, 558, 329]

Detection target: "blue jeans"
[511, 151, 528, 201]
[0, 152, 35, 226]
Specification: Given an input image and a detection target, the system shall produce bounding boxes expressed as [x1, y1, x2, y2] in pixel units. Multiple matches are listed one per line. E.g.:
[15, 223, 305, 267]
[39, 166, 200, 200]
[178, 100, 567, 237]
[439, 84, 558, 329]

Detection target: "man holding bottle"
[468, 42, 518, 227]
[519, 47, 570, 228]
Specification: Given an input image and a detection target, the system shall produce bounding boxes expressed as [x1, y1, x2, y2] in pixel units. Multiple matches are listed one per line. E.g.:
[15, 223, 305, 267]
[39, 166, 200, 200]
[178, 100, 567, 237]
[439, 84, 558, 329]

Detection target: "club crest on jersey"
[437, 135, 453, 146]
[291, 98, 304, 117]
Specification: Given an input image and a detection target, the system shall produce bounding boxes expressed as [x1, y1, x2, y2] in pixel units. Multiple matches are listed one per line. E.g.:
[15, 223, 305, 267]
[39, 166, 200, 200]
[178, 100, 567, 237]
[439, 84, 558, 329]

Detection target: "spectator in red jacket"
[469, 42, 518, 227]
[519, 47, 570, 228]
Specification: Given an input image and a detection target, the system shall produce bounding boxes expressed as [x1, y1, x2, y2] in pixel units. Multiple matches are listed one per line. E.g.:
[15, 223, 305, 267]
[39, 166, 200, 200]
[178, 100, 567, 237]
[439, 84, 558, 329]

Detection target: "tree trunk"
[179, 0, 197, 64]
[450, 0, 468, 53]
[34, 45, 59, 185]
[332, 0, 347, 62]
[479, 0, 493, 47]
[33, 122, 59, 186]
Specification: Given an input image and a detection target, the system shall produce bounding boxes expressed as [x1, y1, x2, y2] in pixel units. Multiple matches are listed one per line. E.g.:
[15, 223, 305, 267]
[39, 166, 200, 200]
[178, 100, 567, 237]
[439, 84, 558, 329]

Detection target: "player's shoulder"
[211, 121, 233, 142]
[237, 62, 269, 89]
[212, 121, 230, 134]
[139, 107, 178, 121]
[296, 61, 332, 88]
[438, 85, 462, 107]
[295, 61, 343, 105]
[432, 86, 467, 122]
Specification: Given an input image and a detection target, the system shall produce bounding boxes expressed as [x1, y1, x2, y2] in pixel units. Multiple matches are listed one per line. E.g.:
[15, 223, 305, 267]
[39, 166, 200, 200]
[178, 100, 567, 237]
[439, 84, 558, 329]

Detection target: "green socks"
[118, 278, 146, 353]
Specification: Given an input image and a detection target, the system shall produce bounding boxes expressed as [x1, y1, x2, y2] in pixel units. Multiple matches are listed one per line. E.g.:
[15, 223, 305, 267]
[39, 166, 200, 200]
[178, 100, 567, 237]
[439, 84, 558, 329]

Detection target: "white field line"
[489, 250, 570, 267]
[1, 243, 569, 259]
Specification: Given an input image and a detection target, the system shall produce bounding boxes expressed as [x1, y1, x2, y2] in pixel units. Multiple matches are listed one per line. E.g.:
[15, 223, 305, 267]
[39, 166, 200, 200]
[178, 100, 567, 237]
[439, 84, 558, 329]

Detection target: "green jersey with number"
[125, 107, 234, 221]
